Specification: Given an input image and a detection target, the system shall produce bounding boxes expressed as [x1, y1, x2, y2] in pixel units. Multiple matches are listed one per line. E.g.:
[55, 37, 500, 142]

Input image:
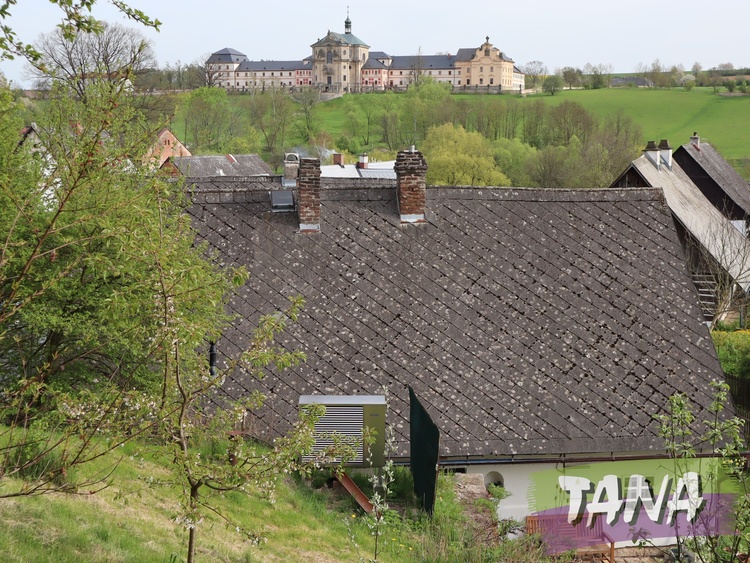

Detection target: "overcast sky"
[1, 0, 747, 87]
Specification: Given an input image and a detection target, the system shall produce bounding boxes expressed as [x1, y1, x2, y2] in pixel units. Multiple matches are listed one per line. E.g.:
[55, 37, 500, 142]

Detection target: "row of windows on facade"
[224, 77, 510, 87]
[220, 67, 509, 79]
[223, 62, 500, 73]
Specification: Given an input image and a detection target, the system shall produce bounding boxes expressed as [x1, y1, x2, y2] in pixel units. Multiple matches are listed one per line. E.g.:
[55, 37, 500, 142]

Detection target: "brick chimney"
[332, 153, 344, 167]
[298, 157, 321, 232]
[357, 153, 369, 169]
[395, 148, 428, 223]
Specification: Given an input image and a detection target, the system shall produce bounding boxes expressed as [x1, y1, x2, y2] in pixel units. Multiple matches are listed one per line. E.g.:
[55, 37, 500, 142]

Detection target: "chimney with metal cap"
[394, 148, 428, 223]
[643, 140, 660, 169]
[690, 131, 701, 148]
[658, 139, 672, 170]
[298, 157, 321, 232]
[283, 153, 299, 188]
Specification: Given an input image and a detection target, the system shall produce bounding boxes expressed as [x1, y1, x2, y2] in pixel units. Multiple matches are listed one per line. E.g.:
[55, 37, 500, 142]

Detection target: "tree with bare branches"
[28, 22, 155, 100]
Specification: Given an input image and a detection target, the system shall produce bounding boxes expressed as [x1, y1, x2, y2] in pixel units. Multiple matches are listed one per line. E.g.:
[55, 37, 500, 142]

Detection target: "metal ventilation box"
[299, 395, 386, 468]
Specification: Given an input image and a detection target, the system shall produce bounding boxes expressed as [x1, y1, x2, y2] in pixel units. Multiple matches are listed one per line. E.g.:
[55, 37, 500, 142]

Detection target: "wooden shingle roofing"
[629, 155, 750, 292]
[676, 140, 750, 217]
[190, 180, 727, 460]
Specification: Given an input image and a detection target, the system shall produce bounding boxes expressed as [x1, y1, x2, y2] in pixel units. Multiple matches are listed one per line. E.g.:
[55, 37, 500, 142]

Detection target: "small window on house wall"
[485, 49, 490, 57]
[326, 52, 333, 64]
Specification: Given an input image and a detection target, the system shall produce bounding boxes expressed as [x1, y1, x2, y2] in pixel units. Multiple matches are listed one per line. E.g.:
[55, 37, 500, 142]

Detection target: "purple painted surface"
[531, 493, 736, 554]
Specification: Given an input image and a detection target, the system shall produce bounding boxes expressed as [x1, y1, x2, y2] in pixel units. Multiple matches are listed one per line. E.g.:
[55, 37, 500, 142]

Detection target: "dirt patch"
[453, 473, 504, 546]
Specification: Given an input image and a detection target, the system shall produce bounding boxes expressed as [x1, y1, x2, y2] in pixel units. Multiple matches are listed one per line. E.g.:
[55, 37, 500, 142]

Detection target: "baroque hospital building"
[207, 16, 524, 93]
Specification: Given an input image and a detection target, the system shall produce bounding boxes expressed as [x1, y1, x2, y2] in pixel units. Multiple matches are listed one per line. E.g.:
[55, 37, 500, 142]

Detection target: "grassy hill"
[0, 439, 544, 562]
[525, 88, 750, 159]
[313, 87, 750, 160]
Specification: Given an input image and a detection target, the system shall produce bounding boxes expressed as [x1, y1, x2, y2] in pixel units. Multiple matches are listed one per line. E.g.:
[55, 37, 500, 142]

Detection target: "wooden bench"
[526, 514, 615, 562]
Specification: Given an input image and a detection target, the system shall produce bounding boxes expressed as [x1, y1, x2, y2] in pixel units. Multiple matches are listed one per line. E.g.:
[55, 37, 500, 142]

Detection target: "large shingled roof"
[190, 180, 727, 460]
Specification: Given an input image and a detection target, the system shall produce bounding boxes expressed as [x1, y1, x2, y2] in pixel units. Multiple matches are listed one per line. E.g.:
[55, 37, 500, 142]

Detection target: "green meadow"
[312, 87, 750, 160]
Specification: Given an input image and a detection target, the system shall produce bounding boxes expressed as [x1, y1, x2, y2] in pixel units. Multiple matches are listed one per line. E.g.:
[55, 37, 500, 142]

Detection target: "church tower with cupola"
[310, 11, 370, 93]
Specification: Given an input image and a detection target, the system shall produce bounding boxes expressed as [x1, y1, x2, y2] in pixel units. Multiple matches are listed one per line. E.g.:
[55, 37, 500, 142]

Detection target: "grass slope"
[312, 88, 750, 159]
[534, 88, 750, 158]
[0, 441, 381, 562]
[0, 439, 544, 562]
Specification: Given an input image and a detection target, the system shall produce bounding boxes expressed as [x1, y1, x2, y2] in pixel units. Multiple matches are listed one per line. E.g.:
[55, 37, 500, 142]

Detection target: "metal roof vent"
[269, 189, 295, 212]
[299, 395, 386, 467]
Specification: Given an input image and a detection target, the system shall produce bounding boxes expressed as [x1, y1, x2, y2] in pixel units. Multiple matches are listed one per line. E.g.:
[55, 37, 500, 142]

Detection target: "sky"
[1, 0, 747, 88]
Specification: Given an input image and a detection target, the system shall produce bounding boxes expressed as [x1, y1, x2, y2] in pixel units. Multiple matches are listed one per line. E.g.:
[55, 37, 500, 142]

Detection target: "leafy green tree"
[180, 86, 232, 151]
[475, 96, 507, 141]
[493, 137, 537, 187]
[422, 123, 510, 186]
[521, 99, 548, 148]
[293, 87, 321, 142]
[561, 66, 582, 89]
[0, 78, 234, 496]
[542, 74, 563, 95]
[246, 87, 295, 162]
[548, 100, 595, 145]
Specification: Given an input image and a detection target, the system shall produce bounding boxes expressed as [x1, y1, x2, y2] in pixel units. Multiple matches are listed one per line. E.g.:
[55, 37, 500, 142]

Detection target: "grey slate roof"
[190, 181, 727, 460]
[676, 140, 750, 217]
[390, 55, 455, 70]
[208, 48, 248, 63]
[169, 155, 273, 178]
[362, 58, 388, 70]
[312, 31, 369, 48]
[455, 48, 475, 62]
[237, 60, 311, 72]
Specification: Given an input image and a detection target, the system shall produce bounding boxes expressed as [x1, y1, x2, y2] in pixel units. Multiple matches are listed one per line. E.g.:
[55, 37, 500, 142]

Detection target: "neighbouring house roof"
[675, 139, 750, 217]
[320, 161, 396, 179]
[190, 180, 727, 460]
[146, 128, 191, 168]
[164, 155, 273, 178]
[616, 153, 750, 292]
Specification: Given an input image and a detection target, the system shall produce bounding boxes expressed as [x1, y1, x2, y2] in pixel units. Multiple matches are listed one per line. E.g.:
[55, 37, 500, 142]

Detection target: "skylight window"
[270, 190, 295, 212]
